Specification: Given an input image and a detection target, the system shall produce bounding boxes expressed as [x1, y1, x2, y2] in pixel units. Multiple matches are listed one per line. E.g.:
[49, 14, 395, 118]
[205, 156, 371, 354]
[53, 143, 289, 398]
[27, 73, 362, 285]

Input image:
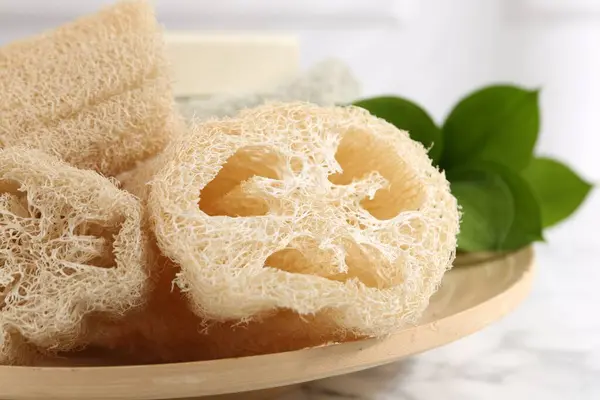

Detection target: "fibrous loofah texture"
[0, 148, 149, 365]
[177, 59, 361, 121]
[0, 0, 179, 177]
[148, 102, 460, 340]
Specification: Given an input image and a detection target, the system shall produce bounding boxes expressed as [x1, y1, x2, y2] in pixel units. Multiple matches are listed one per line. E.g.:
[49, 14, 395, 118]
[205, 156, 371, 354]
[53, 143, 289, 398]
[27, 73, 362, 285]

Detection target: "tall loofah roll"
[177, 59, 361, 121]
[0, 0, 180, 177]
[116, 102, 460, 361]
[0, 148, 149, 365]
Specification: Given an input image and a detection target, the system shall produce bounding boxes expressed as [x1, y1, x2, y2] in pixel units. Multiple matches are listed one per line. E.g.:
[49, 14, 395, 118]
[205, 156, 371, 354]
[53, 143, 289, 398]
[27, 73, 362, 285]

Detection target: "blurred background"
[1, 1, 598, 398]
[2, 0, 598, 212]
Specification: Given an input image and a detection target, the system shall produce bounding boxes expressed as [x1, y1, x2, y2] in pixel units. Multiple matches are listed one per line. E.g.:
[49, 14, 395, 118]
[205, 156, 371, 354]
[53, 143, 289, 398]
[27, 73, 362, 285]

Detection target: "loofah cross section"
[0, 0, 180, 177]
[148, 102, 460, 338]
[177, 59, 361, 121]
[0, 148, 149, 365]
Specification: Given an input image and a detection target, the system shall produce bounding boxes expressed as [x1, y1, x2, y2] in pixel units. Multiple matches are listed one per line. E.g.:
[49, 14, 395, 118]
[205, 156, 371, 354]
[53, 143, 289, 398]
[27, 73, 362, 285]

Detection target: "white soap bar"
[165, 32, 300, 98]
[177, 58, 362, 120]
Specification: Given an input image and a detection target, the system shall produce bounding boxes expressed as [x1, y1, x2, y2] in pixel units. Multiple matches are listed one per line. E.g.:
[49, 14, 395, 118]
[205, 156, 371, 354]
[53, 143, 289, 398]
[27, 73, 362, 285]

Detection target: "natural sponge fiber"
[88, 253, 352, 363]
[147, 102, 460, 341]
[0, 0, 178, 177]
[0, 148, 149, 365]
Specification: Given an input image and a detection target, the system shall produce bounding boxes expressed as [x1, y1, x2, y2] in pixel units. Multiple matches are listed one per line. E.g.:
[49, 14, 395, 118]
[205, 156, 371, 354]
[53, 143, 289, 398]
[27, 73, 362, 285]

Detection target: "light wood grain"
[0, 247, 534, 400]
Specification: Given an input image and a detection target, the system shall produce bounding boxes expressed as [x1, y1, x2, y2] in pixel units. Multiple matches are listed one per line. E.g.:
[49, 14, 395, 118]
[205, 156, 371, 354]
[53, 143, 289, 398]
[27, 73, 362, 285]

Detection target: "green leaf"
[449, 162, 543, 252]
[353, 96, 443, 164]
[449, 168, 514, 252]
[522, 157, 593, 228]
[493, 163, 545, 250]
[441, 85, 540, 171]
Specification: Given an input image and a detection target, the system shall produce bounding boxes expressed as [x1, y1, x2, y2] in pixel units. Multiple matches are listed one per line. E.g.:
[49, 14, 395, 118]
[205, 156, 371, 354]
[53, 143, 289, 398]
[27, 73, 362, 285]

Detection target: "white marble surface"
[279, 191, 600, 400]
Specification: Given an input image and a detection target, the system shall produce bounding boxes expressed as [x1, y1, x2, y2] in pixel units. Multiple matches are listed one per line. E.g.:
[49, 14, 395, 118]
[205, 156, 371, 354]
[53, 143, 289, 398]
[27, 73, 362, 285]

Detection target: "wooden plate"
[0, 247, 535, 400]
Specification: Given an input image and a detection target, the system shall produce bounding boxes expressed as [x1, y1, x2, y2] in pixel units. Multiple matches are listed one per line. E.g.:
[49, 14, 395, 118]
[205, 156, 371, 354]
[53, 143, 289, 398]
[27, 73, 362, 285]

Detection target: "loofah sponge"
[144, 102, 460, 342]
[90, 252, 353, 363]
[0, 0, 179, 177]
[177, 59, 361, 121]
[0, 148, 149, 365]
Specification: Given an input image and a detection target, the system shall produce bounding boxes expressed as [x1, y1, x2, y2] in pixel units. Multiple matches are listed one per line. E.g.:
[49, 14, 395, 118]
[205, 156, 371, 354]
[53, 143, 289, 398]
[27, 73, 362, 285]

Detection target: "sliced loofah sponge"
[177, 59, 361, 121]
[0, 148, 149, 365]
[145, 102, 460, 342]
[89, 252, 354, 363]
[0, 0, 179, 177]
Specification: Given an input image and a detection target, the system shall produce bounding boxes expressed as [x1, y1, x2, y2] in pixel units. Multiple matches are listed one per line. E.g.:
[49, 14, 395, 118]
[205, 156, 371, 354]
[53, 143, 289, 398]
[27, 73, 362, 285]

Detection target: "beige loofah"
[0, 148, 149, 365]
[143, 102, 460, 343]
[91, 251, 355, 364]
[0, 0, 178, 177]
[117, 152, 168, 201]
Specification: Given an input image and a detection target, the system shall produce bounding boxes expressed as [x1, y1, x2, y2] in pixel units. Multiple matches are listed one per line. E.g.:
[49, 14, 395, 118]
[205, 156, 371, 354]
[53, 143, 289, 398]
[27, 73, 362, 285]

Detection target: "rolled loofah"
[177, 59, 361, 121]
[140, 102, 459, 350]
[0, 0, 179, 177]
[0, 148, 149, 365]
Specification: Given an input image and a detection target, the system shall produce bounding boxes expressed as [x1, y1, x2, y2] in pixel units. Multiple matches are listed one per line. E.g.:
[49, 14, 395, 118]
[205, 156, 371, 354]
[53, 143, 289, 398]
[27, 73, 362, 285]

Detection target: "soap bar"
[177, 58, 361, 120]
[165, 32, 299, 98]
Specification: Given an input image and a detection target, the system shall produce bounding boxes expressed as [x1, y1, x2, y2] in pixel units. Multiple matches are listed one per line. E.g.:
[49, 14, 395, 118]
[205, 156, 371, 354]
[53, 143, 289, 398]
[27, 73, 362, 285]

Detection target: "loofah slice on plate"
[147, 102, 460, 342]
[0, 0, 179, 177]
[0, 148, 149, 365]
